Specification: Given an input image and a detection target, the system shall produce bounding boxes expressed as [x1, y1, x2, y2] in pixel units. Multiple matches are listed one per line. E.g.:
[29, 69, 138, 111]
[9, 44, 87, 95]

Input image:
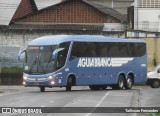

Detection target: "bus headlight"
[51, 81, 55, 85]
[48, 76, 52, 79]
[23, 76, 28, 80]
[23, 81, 26, 85]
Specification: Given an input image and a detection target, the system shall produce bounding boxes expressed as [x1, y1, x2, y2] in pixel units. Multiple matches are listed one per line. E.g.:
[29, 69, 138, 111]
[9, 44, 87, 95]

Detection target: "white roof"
[0, 0, 63, 25]
[0, 0, 21, 25]
[34, 0, 63, 10]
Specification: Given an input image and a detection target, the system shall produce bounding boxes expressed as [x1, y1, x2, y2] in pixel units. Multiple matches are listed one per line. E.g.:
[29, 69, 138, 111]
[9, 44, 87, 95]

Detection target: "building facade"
[128, 0, 160, 32]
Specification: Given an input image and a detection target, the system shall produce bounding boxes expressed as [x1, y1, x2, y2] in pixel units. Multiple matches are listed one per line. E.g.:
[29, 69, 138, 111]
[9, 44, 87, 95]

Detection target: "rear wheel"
[66, 77, 72, 91]
[112, 75, 125, 90]
[40, 86, 45, 92]
[125, 76, 133, 89]
[151, 79, 160, 88]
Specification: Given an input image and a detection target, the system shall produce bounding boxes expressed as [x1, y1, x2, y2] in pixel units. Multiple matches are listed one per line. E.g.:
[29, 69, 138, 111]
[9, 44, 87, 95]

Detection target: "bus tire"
[118, 76, 125, 89]
[151, 79, 160, 88]
[40, 86, 45, 92]
[66, 77, 72, 91]
[125, 76, 133, 89]
[112, 75, 125, 90]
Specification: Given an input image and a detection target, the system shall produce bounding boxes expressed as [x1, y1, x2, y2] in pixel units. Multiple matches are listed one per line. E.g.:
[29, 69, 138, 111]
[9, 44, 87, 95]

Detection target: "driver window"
[56, 42, 70, 69]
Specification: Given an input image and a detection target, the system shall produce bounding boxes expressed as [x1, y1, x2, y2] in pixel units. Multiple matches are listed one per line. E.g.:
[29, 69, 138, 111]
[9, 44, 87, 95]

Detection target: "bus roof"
[28, 35, 145, 46]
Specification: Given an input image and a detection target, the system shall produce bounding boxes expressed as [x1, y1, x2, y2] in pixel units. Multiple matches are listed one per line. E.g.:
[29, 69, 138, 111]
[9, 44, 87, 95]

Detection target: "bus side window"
[118, 43, 129, 57]
[70, 42, 85, 60]
[84, 47, 96, 57]
[128, 43, 146, 57]
[96, 43, 108, 57]
[128, 43, 136, 57]
[137, 43, 146, 56]
[99, 46, 108, 57]
[56, 42, 70, 69]
[108, 43, 120, 57]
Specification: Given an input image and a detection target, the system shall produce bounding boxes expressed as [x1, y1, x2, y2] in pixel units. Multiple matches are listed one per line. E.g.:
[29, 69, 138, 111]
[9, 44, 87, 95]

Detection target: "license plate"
[34, 82, 39, 85]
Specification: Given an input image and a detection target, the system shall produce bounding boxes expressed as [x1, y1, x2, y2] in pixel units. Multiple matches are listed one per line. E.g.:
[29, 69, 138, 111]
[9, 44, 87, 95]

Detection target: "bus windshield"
[24, 42, 70, 74]
[24, 45, 58, 74]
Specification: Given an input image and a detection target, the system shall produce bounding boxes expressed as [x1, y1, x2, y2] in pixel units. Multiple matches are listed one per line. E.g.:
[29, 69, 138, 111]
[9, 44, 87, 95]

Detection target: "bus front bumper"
[23, 80, 56, 87]
[22, 73, 65, 87]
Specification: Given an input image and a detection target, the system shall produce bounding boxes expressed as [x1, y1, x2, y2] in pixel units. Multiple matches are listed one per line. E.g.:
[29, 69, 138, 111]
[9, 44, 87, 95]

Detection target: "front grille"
[27, 77, 48, 81]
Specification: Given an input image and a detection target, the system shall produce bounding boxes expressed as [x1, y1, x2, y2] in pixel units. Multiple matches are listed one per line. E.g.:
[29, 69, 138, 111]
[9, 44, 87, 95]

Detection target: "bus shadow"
[28, 88, 141, 93]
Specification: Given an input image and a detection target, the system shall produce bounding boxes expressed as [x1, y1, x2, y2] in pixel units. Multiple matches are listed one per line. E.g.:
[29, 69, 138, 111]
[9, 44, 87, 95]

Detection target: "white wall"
[134, 7, 160, 32]
[103, 23, 125, 31]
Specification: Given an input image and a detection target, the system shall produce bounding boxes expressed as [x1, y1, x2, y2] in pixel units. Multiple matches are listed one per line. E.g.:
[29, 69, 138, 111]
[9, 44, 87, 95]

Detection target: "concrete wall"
[143, 38, 156, 71]
[146, 38, 160, 71]
[0, 30, 45, 67]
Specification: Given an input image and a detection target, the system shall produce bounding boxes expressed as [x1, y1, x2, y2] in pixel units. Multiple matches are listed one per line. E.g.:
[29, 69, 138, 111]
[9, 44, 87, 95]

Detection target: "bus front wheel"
[66, 77, 72, 91]
[40, 86, 45, 92]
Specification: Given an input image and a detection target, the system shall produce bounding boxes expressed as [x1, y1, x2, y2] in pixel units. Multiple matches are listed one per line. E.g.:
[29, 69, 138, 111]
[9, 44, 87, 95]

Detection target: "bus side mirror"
[52, 48, 64, 61]
[18, 48, 26, 61]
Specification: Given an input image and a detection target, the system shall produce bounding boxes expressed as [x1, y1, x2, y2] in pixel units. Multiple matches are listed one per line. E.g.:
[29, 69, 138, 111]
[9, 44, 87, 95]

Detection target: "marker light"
[48, 76, 52, 79]
[23, 76, 28, 80]
[51, 81, 55, 85]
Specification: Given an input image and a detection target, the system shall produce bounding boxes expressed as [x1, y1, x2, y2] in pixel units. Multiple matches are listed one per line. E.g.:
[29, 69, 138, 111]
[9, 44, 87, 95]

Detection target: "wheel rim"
[154, 81, 159, 87]
[127, 78, 132, 88]
[119, 78, 124, 88]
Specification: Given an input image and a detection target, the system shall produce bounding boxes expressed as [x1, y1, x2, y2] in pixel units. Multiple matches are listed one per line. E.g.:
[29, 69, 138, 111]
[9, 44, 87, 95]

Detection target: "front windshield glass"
[24, 45, 58, 74]
[24, 42, 70, 74]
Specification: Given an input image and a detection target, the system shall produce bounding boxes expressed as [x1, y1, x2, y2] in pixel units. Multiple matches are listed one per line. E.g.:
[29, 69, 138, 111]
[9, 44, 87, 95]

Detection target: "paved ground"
[0, 85, 159, 116]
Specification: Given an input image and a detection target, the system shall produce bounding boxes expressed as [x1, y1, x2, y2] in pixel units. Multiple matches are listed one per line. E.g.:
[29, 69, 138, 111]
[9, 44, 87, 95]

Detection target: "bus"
[18, 35, 147, 92]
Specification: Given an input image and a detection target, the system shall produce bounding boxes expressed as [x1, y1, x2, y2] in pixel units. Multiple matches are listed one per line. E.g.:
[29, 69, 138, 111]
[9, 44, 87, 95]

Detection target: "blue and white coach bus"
[18, 35, 147, 92]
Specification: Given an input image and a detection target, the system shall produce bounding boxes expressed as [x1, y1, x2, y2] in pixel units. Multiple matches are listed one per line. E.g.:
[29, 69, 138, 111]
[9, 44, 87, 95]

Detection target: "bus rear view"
[18, 35, 147, 92]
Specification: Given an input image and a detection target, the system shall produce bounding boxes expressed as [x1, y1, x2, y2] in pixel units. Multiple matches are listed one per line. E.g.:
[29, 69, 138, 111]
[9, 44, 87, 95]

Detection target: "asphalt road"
[0, 85, 159, 116]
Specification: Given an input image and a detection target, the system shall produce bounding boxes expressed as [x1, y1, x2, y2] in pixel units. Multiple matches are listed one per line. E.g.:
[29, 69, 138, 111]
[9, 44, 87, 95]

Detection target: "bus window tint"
[56, 42, 70, 69]
[136, 43, 146, 56]
[108, 43, 120, 57]
[70, 42, 85, 59]
[70, 42, 146, 59]
[128, 43, 146, 57]
[84, 43, 96, 57]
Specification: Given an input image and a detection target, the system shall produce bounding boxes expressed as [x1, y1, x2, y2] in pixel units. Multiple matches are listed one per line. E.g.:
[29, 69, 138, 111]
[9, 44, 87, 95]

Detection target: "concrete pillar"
[158, 15, 160, 32]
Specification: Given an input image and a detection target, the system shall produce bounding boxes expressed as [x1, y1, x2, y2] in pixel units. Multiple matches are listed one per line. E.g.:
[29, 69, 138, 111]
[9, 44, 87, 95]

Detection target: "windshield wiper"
[38, 59, 46, 74]
[28, 56, 37, 74]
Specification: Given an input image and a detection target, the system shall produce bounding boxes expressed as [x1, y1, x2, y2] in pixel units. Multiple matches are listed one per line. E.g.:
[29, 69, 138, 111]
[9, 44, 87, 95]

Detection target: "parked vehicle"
[147, 65, 160, 88]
